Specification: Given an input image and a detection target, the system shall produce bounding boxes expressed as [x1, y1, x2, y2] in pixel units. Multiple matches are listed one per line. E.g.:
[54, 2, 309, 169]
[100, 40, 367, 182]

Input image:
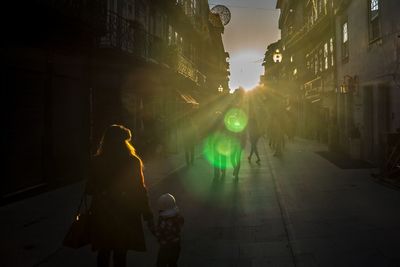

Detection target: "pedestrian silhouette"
[271, 114, 285, 157]
[212, 111, 228, 180]
[86, 124, 155, 267]
[154, 193, 184, 267]
[230, 129, 246, 178]
[229, 89, 247, 179]
[182, 117, 197, 166]
[248, 118, 261, 163]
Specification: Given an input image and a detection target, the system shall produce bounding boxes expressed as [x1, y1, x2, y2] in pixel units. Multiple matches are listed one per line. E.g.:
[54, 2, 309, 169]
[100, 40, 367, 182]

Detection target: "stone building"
[334, 0, 400, 164]
[2, 0, 229, 200]
[275, 0, 337, 143]
[3, 1, 104, 200]
[268, 0, 399, 167]
[262, 40, 283, 85]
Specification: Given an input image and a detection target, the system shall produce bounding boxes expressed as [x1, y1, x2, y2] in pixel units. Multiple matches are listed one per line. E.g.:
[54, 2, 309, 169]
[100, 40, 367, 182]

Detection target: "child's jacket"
[156, 213, 184, 245]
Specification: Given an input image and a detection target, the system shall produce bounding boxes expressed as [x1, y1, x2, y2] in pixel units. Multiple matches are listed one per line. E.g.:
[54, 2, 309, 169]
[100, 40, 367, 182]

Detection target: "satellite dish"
[210, 5, 231, 26]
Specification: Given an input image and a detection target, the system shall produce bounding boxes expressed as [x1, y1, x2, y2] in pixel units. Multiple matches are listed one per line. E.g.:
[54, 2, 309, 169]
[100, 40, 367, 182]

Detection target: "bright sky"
[208, 0, 281, 90]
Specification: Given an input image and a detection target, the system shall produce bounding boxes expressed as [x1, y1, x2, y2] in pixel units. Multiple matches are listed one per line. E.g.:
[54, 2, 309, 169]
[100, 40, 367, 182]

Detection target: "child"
[155, 193, 184, 267]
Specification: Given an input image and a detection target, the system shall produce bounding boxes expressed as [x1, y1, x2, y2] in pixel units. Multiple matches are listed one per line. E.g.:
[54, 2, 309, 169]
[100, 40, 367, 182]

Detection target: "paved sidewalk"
[2, 138, 400, 267]
[0, 150, 189, 267]
[265, 139, 400, 266]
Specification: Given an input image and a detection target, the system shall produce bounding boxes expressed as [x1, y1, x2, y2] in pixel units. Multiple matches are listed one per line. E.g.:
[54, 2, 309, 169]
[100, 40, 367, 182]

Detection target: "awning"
[178, 91, 199, 106]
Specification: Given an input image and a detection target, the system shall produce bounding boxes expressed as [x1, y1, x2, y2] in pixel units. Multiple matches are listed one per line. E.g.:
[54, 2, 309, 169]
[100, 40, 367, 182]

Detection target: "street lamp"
[273, 49, 282, 63]
[218, 85, 224, 93]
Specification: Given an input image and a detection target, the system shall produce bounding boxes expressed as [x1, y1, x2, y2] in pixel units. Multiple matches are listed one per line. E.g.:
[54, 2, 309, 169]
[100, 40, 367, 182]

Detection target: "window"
[168, 25, 173, 45]
[193, 0, 198, 14]
[319, 49, 323, 72]
[371, 0, 378, 12]
[314, 54, 318, 74]
[318, 0, 322, 15]
[369, 0, 381, 41]
[324, 43, 328, 69]
[307, 54, 312, 71]
[343, 22, 348, 43]
[330, 37, 334, 66]
[341, 21, 349, 61]
[179, 36, 183, 52]
[184, 1, 190, 15]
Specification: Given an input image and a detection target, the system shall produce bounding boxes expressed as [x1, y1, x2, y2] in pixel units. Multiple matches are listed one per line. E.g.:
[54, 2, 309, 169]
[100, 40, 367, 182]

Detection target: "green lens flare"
[202, 132, 240, 169]
[224, 108, 248, 133]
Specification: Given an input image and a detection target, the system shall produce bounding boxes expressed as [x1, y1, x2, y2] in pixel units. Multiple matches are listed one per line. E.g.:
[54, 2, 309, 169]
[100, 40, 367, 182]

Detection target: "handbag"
[63, 193, 91, 249]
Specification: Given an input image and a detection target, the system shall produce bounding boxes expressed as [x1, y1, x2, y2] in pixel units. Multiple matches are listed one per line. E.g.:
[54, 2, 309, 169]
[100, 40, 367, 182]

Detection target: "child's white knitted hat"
[157, 193, 179, 217]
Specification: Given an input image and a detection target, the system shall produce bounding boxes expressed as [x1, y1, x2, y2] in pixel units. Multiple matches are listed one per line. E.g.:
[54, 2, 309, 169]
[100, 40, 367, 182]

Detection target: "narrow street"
[3, 138, 399, 267]
[3, 1, 400, 267]
[151, 138, 400, 266]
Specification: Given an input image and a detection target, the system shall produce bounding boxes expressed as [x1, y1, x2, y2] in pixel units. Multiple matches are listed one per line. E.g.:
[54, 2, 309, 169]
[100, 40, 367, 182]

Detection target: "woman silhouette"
[86, 124, 154, 267]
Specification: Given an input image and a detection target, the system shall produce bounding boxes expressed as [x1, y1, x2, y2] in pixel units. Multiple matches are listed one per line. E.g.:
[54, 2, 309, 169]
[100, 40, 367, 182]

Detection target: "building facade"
[334, 0, 400, 164]
[2, 0, 229, 200]
[269, 0, 399, 167]
[3, 1, 105, 200]
[275, 0, 337, 144]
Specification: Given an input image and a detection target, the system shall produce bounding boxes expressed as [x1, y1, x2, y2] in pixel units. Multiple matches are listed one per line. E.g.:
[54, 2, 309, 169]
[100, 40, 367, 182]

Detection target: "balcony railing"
[99, 11, 136, 53]
[286, 10, 331, 48]
[97, 9, 204, 83]
[177, 54, 198, 83]
[98, 11, 179, 67]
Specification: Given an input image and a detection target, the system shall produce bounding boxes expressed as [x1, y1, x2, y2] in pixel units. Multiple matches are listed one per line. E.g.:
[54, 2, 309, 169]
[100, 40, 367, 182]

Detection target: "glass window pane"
[343, 22, 348, 43]
[371, 0, 379, 11]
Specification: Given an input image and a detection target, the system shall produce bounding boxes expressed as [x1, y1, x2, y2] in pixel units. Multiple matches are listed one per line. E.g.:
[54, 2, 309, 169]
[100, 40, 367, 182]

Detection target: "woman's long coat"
[86, 154, 153, 251]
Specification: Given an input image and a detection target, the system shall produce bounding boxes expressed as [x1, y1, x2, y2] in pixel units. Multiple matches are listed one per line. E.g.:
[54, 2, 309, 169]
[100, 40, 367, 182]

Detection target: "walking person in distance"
[248, 117, 262, 164]
[182, 117, 197, 166]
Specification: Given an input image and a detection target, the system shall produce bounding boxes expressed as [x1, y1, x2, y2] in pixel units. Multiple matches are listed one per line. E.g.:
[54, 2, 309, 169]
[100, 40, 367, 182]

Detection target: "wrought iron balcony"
[285, 10, 331, 48]
[98, 11, 177, 67]
[98, 11, 136, 53]
[177, 54, 198, 83]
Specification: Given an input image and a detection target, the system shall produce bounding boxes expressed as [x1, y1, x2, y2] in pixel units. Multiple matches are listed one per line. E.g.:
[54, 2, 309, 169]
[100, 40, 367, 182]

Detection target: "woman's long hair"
[96, 124, 145, 186]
